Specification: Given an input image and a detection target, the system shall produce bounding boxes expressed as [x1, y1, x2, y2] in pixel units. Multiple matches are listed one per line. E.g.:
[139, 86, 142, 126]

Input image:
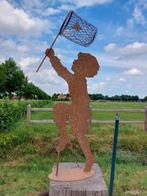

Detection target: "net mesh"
[60, 11, 97, 47]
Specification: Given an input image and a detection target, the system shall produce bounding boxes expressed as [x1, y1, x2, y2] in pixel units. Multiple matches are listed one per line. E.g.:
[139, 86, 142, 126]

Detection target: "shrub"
[0, 131, 33, 159]
[0, 99, 50, 132]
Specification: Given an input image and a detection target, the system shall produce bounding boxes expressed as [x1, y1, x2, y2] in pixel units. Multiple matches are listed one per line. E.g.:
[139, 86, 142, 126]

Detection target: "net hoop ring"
[59, 10, 74, 34]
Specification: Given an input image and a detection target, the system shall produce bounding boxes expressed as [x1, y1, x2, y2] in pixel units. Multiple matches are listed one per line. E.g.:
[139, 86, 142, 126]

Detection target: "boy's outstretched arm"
[45, 48, 73, 81]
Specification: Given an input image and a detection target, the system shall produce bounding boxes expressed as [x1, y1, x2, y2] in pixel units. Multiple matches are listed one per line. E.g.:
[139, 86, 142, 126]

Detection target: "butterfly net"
[60, 11, 97, 47]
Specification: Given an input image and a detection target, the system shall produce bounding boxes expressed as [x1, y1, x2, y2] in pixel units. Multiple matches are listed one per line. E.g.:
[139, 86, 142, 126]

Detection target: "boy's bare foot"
[84, 156, 95, 172]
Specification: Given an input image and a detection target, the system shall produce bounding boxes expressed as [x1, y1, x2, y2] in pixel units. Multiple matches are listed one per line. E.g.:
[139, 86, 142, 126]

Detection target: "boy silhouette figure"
[46, 48, 100, 172]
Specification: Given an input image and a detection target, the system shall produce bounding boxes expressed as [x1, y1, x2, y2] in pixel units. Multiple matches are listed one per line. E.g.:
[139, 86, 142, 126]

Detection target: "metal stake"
[109, 114, 120, 196]
[56, 152, 60, 176]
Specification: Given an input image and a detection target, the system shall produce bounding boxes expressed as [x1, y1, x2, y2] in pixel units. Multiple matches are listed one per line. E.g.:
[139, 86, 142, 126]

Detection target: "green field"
[0, 101, 147, 196]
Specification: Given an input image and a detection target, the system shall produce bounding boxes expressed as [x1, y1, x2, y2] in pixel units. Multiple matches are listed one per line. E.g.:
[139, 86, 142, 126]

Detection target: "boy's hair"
[72, 52, 100, 77]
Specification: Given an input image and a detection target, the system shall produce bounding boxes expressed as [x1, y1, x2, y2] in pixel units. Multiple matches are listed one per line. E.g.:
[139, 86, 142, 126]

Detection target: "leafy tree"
[0, 58, 25, 97]
[89, 93, 104, 101]
[0, 58, 51, 100]
[23, 82, 50, 100]
[52, 93, 59, 101]
[88, 93, 140, 102]
[0, 65, 7, 97]
[144, 96, 147, 101]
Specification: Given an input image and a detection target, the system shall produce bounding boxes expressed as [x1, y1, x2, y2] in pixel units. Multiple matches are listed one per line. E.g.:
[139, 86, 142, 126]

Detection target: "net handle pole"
[36, 33, 60, 72]
[36, 11, 73, 73]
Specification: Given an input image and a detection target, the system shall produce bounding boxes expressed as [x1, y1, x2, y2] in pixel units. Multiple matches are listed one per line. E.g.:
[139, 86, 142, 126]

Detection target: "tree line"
[0, 58, 146, 102]
[0, 58, 50, 99]
[51, 93, 147, 102]
[89, 94, 147, 102]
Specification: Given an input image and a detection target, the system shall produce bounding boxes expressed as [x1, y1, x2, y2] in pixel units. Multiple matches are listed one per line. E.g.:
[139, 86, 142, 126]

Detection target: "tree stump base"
[48, 163, 108, 196]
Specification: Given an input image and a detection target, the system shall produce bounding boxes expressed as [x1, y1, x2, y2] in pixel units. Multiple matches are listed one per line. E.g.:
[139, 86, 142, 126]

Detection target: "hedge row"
[0, 99, 50, 132]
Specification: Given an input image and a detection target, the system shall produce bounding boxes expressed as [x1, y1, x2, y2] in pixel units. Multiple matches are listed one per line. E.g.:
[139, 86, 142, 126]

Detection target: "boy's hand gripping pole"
[36, 11, 73, 72]
[36, 33, 59, 72]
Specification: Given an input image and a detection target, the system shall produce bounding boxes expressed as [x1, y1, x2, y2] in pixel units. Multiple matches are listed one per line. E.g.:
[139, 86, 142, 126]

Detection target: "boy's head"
[72, 52, 100, 77]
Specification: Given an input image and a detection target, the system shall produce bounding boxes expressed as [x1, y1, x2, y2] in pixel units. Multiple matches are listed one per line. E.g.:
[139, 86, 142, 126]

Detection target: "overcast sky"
[0, 0, 147, 97]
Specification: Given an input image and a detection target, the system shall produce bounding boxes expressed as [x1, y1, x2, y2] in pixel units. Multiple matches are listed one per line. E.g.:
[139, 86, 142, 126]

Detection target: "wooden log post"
[49, 163, 108, 196]
[27, 104, 31, 126]
[144, 106, 147, 132]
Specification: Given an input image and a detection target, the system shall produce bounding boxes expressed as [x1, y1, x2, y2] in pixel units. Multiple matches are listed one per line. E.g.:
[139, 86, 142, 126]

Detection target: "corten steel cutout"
[46, 48, 100, 173]
[49, 167, 95, 181]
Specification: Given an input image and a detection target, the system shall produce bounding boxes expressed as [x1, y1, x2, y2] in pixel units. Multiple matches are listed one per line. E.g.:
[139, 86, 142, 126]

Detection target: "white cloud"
[25, 66, 68, 95]
[115, 1, 147, 38]
[115, 27, 124, 36]
[125, 90, 129, 94]
[59, 0, 112, 8]
[73, 0, 112, 7]
[122, 42, 147, 56]
[19, 57, 40, 69]
[59, 4, 76, 11]
[14, 0, 113, 15]
[118, 77, 126, 82]
[38, 68, 61, 85]
[0, 0, 51, 37]
[20, 0, 44, 12]
[143, 2, 147, 9]
[0, 39, 17, 52]
[104, 42, 147, 58]
[133, 7, 146, 26]
[0, 56, 5, 64]
[43, 8, 62, 16]
[124, 68, 143, 76]
[98, 42, 147, 90]
[11, 0, 63, 17]
[105, 77, 111, 81]
[88, 81, 106, 93]
[0, 38, 49, 63]
[104, 43, 117, 52]
[0, 38, 31, 54]
[126, 19, 134, 29]
[125, 1, 147, 29]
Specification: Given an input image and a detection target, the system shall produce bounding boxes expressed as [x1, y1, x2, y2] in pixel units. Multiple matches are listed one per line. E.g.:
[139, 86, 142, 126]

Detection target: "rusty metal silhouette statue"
[46, 48, 100, 175]
[36, 10, 99, 180]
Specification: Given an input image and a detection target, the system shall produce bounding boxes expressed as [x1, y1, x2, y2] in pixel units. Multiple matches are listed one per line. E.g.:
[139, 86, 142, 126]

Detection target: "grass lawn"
[0, 101, 147, 196]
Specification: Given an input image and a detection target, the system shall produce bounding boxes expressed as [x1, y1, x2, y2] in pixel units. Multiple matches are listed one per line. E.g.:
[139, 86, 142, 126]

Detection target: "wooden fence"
[27, 104, 147, 132]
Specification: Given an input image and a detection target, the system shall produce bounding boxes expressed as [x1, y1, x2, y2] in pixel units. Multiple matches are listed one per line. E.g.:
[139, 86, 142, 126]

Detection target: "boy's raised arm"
[45, 48, 73, 81]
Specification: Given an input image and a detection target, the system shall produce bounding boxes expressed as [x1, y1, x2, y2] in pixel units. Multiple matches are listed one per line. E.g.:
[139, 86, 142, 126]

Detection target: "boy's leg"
[53, 103, 70, 153]
[77, 133, 95, 172]
[71, 118, 95, 172]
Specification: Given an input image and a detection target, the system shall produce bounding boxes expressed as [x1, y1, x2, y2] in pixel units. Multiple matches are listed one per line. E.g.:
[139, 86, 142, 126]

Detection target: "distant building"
[58, 93, 67, 100]
[11, 96, 25, 100]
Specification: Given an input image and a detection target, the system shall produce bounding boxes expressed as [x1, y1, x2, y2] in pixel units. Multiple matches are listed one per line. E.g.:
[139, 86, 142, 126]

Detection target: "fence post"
[144, 106, 147, 132]
[27, 104, 31, 125]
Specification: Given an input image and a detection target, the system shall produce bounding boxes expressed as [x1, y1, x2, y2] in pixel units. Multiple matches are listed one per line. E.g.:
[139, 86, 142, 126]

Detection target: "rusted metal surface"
[49, 167, 95, 181]
[46, 48, 99, 172]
